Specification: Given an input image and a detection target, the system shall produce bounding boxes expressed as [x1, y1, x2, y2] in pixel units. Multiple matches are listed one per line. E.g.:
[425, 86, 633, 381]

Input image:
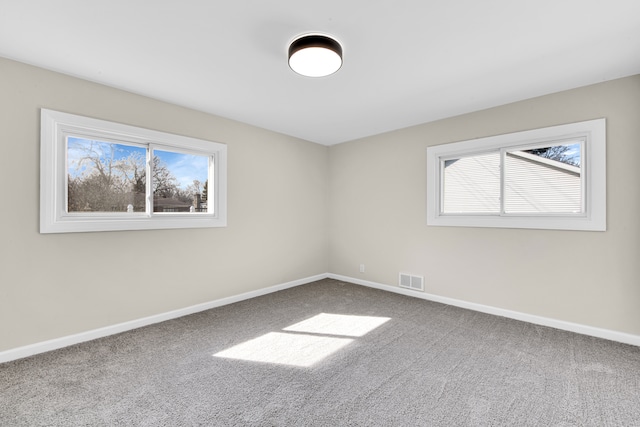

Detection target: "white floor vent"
[399, 273, 424, 292]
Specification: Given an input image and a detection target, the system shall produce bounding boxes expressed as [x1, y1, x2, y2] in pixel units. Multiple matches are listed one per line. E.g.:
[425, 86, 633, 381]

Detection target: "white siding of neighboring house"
[443, 153, 500, 213]
[443, 151, 581, 214]
[504, 151, 581, 213]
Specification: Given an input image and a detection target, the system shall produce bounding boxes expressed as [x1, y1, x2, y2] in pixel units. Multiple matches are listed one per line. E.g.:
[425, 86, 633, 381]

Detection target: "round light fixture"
[288, 34, 343, 77]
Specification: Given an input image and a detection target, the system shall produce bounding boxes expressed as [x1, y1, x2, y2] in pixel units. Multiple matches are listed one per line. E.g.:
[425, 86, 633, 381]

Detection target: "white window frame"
[40, 109, 227, 233]
[426, 119, 606, 231]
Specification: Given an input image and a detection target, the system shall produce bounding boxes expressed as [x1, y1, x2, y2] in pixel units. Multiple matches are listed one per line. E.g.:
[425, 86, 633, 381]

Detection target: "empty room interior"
[1, 1, 639, 425]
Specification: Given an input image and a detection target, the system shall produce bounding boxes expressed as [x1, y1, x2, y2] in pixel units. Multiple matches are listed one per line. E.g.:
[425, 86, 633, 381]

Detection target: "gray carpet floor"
[1, 278, 639, 426]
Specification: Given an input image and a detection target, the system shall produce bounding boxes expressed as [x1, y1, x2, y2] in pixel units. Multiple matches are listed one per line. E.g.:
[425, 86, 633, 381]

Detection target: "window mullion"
[146, 145, 153, 217]
[439, 158, 445, 215]
[210, 153, 216, 215]
[580, 140, 587, 214]
[500, 148, 506, 216]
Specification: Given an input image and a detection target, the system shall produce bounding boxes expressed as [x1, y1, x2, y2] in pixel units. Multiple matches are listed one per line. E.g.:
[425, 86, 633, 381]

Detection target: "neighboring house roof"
[153, 197, 192, 208]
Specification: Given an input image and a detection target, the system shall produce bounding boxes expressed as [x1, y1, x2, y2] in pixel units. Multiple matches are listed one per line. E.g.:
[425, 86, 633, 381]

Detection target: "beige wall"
[0, 58, 329, 352]
[329, 75, 640, 336]
[1, 55, 638, 354]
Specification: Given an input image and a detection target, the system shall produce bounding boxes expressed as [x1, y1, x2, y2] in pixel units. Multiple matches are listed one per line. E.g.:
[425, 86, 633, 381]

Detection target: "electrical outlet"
[359, 264, 365, 273]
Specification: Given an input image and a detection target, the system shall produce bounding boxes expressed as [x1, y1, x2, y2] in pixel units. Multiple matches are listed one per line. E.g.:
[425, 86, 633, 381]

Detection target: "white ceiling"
[2, 1, 640, 145]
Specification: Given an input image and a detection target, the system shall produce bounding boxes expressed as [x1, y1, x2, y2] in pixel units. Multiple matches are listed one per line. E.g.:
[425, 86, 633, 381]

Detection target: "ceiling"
[1, 1, 640, 145]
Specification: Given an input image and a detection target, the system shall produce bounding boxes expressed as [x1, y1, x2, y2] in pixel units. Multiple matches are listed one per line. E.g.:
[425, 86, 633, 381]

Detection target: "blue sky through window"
[154, 149, 208, 190]
[67, 137, 209, 190]
[67, 137, 146, 178]
[563, 143, 581, 166]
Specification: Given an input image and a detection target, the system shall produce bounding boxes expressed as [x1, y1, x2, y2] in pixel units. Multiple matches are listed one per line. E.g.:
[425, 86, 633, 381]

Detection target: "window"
[427, 119, 605, 231]
[41, 109, 227, 233]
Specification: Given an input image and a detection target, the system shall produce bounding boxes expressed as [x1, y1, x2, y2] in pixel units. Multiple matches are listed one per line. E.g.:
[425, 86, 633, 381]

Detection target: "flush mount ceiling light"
[288, 34, 343, 77]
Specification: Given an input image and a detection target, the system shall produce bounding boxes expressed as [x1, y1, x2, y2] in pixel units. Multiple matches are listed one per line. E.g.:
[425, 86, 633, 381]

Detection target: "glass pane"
[505, 142, 582, 213]
[67, 137, 147, 213]
[152, 149, 209, 213]
[442, 152, 500, 214]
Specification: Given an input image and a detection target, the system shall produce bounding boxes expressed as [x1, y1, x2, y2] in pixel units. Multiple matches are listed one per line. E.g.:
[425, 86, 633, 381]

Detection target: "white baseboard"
[3, 271, 637, 364]
[0, 274, 328, 364]
[328, 273, 640, 347]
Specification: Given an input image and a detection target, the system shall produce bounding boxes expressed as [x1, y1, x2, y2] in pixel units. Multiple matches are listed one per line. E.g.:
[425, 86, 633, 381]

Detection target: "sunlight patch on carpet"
[283, 313, 391, 337]
[213, 313, 391, 367]
[213, 332, 353, 367]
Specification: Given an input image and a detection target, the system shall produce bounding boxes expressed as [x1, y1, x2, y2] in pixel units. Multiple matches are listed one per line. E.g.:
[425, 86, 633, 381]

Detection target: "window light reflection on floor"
[214, 332, 352, 367]
[283, 313, 391, 337]
[213, 313, 391, 367]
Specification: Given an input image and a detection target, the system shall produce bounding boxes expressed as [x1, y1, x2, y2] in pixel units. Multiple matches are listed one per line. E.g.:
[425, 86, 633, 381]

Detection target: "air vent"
[399, 273, 424, 291]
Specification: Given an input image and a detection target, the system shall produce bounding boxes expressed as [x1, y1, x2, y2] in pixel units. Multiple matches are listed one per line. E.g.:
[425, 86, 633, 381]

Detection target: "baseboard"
[328, 273, 640, 347]
[0, 273, 329, 364]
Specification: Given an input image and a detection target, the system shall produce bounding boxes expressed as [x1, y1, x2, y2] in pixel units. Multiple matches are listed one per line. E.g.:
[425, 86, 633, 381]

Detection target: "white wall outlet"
[359, 264, 365, 273]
